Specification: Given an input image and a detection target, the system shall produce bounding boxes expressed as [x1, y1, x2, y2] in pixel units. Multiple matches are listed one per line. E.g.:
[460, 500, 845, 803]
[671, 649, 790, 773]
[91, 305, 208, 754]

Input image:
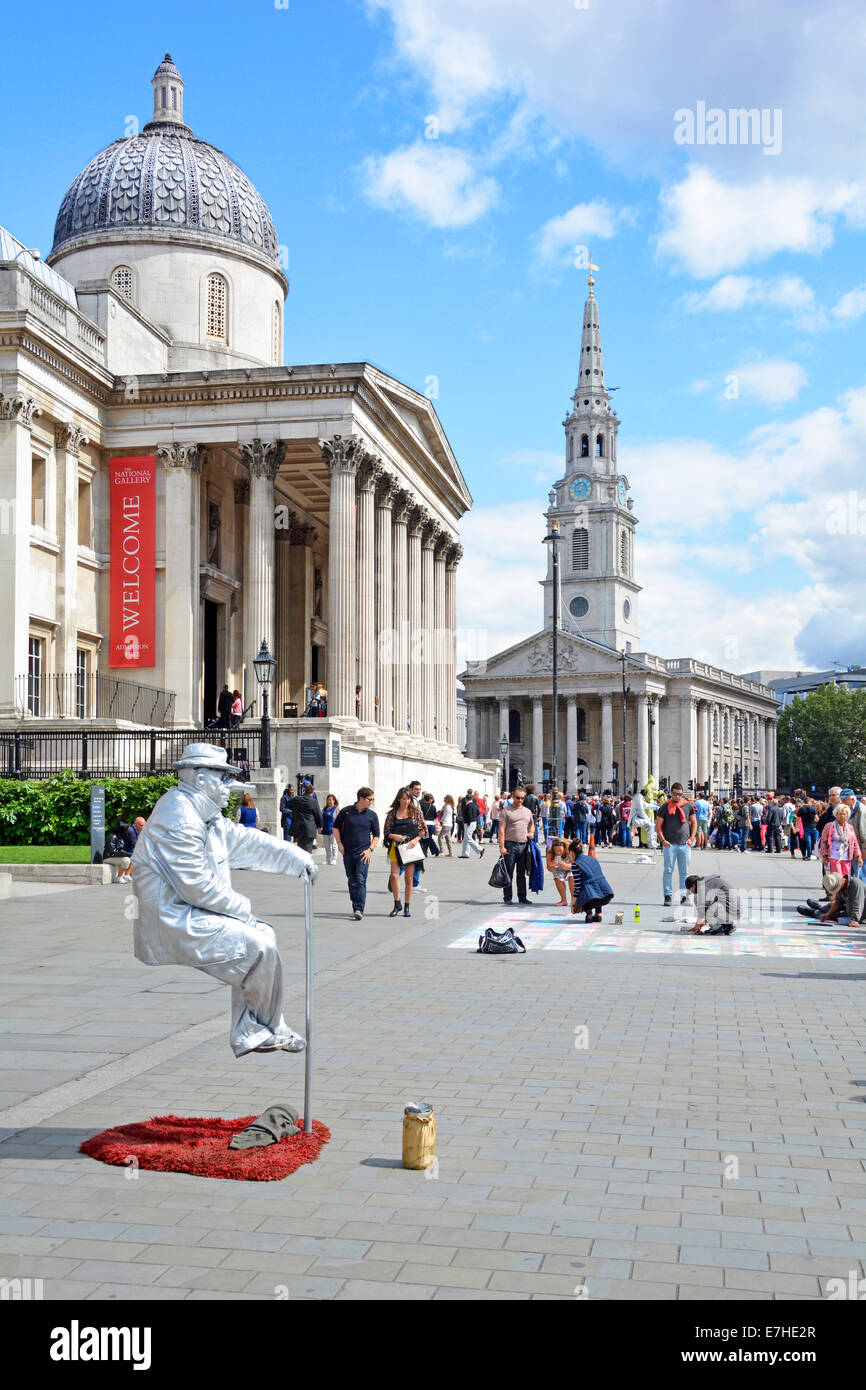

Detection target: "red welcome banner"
[109, 456, 156, 668]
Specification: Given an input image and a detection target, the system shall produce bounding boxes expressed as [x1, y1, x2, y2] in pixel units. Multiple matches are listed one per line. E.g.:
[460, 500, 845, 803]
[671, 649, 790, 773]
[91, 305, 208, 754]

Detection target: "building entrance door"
[203, 600, 219, 724]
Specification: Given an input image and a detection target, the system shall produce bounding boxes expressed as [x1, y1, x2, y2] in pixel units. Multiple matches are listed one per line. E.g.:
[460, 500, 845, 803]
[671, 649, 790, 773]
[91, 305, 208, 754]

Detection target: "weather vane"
[588, 252, 599, 297]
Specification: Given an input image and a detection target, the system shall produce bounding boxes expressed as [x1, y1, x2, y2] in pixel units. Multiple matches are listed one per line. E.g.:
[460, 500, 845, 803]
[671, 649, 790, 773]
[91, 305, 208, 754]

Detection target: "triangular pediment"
[461, 629, 632, 683]
[363, 365, 473, 513]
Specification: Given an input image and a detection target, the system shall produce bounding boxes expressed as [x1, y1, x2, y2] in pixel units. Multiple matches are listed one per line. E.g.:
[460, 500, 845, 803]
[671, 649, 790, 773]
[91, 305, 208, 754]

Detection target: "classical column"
[407, 507, 424, 738]
[239, 437, 282, 673]
[0, 394, 42, 717]
[678, 695, 697, 787]
[499, 697, 510, 789]
[392, 490, 411, 733]
[158, 442, 205, 725]
[697, 701, 710, 783]
[566, 697, 578, 794]
[466, 700, 478, 758]
[651, 696, 661, 784]
[445, 545, 461, 746]
[532, 696, 544, 786]
[767, 718, 777, 790]
[356, 458, 380, 722]
[636, 692, 649, 789]
[374, 475, 397, 728]
[55, 424, 89, 697]
[420, 521, 435, 740]
[321, 434, 363, 718]
[433, 534, 447, 742]
[601, 693, 613, 791]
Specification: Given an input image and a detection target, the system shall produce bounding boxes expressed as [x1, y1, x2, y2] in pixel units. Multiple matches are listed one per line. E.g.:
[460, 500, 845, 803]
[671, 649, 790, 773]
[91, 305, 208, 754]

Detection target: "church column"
[767, 718, 777, 790]
[499, 697, 510, 789]
[566, 697, 578, 795]
[392, 491, 411, 733]
[532, 696, 544, 786]
[601, 693, 613, 791]
[0, 394, 42, 717]
[159, 442, 205, 724]
[321, 434, 362, 718]
[697, 701, 710, 783]
[356, 458, 380, 722]
[678, 695, 697, 787]
[407, 507, 423, 738]
[636, 691, 649, 790]
[375, 475, 396, 728]
[420, 520, 435, 740]
[650, 696, 661, 782]
[445, 545, 461, 746]
[466, 700, 478, 759]
[433, 534, 447, 742]
[239, 437, 282, 672]
[54, 424, 88, 702]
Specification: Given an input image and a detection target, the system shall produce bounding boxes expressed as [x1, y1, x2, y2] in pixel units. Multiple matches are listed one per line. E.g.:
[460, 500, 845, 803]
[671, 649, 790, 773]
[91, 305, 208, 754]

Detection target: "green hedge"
[0, 771, 231, 847]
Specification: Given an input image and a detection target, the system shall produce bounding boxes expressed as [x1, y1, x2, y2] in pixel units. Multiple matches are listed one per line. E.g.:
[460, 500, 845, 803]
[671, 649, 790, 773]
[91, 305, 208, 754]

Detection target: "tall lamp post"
[620, 650, 630, 794]
[253, 638, 277, 769]
[499, 734, 509, 796]
[794, 734, 804, 791]
[543, 512, 562, 797]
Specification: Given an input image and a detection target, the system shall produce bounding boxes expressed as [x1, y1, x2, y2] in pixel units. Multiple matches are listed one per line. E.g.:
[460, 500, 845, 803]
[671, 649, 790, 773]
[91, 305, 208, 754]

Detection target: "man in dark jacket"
[572, 795, 589, 843]
[217, 684, 234, 729]
[286, 781, 322, 853]
[764, 798, 785, 854]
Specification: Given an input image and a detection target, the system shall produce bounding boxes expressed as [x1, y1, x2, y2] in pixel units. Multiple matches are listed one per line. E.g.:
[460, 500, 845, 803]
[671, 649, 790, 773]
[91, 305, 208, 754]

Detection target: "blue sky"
[3, 0, 866, 672]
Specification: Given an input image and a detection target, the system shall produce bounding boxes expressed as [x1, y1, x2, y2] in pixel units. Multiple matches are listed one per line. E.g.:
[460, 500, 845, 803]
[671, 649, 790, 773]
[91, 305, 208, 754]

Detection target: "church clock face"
[569, 475, 592, 503]
[617, 479, 627, 505]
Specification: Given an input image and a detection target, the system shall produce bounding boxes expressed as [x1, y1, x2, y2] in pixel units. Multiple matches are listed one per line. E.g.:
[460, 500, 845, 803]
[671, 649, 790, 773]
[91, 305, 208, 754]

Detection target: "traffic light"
[688, 778, 695, 791]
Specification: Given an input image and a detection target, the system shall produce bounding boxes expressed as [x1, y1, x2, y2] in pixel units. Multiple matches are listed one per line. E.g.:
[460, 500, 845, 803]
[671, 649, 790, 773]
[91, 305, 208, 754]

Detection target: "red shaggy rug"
[79, 1114, 330, 1181]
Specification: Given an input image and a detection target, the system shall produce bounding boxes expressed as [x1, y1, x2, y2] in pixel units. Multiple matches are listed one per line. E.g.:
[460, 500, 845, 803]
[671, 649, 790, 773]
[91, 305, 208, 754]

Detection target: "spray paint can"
[634, 905, 641, 923]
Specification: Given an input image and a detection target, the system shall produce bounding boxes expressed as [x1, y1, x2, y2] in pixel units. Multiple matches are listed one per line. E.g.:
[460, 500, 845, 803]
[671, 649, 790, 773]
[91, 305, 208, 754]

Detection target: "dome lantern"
[149, 53, 186, 131]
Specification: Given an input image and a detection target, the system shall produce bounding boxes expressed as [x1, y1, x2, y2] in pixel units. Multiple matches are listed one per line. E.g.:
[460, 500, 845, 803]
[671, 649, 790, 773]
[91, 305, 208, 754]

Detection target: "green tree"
[777, 684, 866, 794]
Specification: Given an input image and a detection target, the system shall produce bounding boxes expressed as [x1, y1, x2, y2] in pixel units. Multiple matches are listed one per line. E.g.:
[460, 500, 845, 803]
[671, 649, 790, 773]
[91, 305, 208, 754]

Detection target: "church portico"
[461, 270, 779, 794]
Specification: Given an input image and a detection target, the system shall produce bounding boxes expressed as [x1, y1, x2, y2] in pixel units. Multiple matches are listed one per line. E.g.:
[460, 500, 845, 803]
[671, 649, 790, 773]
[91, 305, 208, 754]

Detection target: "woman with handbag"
[383, 787, 426, 918]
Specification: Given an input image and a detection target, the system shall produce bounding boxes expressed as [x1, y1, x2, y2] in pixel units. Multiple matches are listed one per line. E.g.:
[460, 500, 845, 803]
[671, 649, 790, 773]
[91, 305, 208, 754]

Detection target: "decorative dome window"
[206, 272, 227, 343]
[110, 265, 134, 304]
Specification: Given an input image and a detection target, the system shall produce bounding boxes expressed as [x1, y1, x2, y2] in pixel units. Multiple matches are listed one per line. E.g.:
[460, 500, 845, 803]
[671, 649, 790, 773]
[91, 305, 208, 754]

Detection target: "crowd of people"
[106, 770, 866, 933]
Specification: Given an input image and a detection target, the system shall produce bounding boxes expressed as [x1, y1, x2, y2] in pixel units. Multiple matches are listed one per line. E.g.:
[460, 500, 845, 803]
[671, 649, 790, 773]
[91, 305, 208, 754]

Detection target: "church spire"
[575, 257, 607, 405]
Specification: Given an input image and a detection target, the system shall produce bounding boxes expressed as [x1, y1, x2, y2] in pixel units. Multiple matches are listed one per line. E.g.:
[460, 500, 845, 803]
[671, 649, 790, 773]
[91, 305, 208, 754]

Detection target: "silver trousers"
[196, 919, 293, 1057]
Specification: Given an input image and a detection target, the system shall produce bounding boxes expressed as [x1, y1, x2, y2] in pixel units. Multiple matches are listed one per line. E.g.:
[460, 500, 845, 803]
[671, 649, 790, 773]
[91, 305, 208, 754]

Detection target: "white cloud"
[456, 499, 545, 663]
[532, 201, 620, 268]
[832, 284, 866, 322]
[656, 168, 841, 277]
[728, 359, 808, 405]
[361, 141, 499, 227]
[684, 274, 815, 315]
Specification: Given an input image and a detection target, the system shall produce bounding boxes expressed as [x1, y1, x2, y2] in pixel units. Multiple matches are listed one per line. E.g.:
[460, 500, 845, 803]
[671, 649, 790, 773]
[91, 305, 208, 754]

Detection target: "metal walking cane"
[303, 874, 315, 1135]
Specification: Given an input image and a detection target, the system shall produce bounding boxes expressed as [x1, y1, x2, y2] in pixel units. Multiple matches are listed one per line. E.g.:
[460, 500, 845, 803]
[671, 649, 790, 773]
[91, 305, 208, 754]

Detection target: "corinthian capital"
[357, 455, 384, 493]
[0, 393, 42, 429]
[446, 543, 464, 569]
[54, 422, 90, 456]
[157, 441, 207, 472]
[320, 433, 368, 474]
[240, 437, 284, 479]
[391, 487, 414, 524]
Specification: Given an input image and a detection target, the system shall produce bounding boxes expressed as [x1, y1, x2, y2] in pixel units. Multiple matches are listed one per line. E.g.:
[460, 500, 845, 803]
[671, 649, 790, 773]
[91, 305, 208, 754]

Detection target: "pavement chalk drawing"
[450, 911, 866, 958]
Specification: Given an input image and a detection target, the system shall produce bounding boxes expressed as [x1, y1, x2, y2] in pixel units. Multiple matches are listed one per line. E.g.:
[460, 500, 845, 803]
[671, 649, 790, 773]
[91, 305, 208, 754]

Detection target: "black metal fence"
[15, 673, 176, 726]
[0, 728, 261, 780]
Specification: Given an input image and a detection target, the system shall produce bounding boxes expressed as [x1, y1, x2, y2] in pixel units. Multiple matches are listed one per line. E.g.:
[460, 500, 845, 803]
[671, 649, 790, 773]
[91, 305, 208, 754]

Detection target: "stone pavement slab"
[0, 844, 863, 1300]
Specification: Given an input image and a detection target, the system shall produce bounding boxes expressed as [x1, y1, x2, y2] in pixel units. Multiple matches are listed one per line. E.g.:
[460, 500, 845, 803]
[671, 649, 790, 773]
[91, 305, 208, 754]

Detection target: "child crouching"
[569, 840, 614, 922]
[546, 837, 573, 907]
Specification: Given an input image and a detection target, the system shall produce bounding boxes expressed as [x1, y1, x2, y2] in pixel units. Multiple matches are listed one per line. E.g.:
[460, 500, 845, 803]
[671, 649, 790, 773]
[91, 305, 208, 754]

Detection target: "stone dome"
[49, 56, 280, 268]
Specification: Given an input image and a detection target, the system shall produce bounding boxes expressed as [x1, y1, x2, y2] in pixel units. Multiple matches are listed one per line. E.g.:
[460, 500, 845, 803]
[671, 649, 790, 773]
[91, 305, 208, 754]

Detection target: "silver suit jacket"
[132, 784, 312, 968]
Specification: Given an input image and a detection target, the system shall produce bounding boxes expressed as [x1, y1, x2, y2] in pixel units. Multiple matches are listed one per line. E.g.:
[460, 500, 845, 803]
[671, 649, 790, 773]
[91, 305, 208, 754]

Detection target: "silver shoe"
[254, 1030, 306, 1054]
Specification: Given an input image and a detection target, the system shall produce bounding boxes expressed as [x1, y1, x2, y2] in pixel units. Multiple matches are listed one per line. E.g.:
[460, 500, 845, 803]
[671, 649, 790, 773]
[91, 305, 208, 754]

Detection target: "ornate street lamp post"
[499, 734, 509, 796]
[253, 638, 277, 769]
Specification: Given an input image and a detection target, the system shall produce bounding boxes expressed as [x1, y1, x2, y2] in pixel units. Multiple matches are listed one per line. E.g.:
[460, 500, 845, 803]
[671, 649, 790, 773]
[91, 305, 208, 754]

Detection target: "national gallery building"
[0, 56, 494, 801]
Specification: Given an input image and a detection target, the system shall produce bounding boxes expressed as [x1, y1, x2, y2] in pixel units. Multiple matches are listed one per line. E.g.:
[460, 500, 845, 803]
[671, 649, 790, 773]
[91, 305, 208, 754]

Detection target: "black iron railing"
[15, 673, 176, 726]
[0, 728, 261, 780]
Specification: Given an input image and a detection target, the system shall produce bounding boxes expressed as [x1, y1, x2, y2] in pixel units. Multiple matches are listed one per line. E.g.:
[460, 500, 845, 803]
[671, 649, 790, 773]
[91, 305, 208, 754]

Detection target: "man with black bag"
[496, 786, 535, 903]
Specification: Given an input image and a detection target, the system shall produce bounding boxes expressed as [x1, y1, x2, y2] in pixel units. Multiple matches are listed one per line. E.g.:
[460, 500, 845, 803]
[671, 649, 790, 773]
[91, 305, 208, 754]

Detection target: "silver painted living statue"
[131, 743, 318, 1056]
